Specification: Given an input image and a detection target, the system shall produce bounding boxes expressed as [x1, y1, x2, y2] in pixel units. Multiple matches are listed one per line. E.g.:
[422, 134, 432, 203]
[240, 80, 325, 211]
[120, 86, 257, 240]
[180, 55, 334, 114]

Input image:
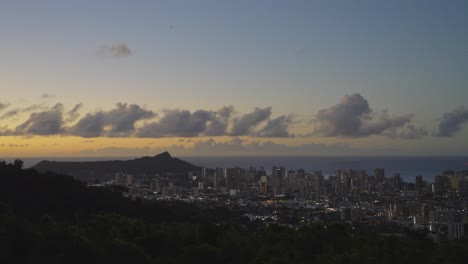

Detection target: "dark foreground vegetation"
[1, 160, 468, 264]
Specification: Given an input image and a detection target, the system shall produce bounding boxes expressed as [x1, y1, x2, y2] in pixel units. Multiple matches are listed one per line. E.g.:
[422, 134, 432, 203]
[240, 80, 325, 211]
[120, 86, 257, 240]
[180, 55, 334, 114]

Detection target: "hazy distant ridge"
[32, 151, 201, 176]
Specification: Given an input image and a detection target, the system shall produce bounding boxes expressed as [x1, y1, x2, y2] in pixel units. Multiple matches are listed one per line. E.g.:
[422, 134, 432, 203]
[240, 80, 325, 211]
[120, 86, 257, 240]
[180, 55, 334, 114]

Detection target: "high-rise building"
[248, 166, 257, 183]
[336, 169, 342, 181]
[297, 174, 309, 199]
[313, 171, 324, 199]
[297, 169, 305, 178]
[415, 175, 423, 195]
[434, 175, 450, 196]
[260, 175, 268, 194]
[255, 167, 266, 183]
[328, 175, 338, 196]
[287, 169, 297, 191]
[214, 167, 225, 190]
[201, 167, 207, 181]
[226, 167, 243, 192]
[198, 181, 204, 191]
[375, 168, 385, 182]
[271, 166, 285, 196]
[447, 175, 462, 190]
[342, 169, 352, 197]
[394, 173, 402, 190]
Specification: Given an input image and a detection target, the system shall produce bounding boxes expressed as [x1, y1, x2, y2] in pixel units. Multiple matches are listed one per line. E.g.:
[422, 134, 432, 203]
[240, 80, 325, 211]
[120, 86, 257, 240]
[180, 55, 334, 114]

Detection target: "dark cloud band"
[433, 107, 468, 137]
[2, 94, 465, 139]
[312, 93, 427, 139]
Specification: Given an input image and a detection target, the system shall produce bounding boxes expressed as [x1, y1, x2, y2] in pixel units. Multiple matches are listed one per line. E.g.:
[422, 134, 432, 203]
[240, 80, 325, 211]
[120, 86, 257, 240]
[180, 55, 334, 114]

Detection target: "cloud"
[204, 106, 234, 136]
[13, 103, 65, 136]
[136, 106, 294, 138]
[0, 103, 9, 112]
[98, 43, 132, 58]
[0, 103, 154, 137]
[433, 107, 468, 137]
[65, 103, 84, 123]
[0, 126, 9, 136]
[0, 103, 48, 120]
[41, 93, 56, 99]
[22, 104, 48, 113]
[231, 107, 272, 136]
[313, 94, 371, 137]
[360, 111, 413, 136]
[69, 103, 155, 137]
[104, 103, 156, 136]
[0, 102, 294, 138]
[68, 112, 105, 138]
[0, 109, 19, 120]
[312, 93, 426, 139]
[389, 125, 428, 139]
[192, 138, 248, 153]
[138, 109, 221, 137]
[0, 98, 432, 140]
[257, 115, 294, 138]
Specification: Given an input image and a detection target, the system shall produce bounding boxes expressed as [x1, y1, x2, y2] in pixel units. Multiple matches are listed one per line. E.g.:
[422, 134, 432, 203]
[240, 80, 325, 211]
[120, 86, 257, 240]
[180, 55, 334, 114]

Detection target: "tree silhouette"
[13, 159, 24, 169]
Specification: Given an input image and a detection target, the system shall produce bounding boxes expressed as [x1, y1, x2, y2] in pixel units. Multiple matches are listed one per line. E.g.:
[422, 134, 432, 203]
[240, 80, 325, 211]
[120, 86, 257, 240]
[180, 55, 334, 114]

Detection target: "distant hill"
[31, 151, 201, 178]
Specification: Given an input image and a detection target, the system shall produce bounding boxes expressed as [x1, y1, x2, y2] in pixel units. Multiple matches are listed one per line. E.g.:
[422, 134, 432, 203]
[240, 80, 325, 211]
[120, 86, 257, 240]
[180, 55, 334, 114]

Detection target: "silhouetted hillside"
[31, 151, 201, 177]
[2, 161, 468, 264]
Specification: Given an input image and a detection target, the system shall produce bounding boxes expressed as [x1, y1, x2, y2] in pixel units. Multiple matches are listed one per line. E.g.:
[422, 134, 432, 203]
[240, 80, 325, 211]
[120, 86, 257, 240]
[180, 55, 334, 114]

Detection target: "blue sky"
[1, 0, 467, 156]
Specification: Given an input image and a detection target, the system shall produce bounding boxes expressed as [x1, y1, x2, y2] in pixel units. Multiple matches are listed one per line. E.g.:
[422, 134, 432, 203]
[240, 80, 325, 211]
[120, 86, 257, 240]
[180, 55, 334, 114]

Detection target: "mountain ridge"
[31, 151, 201, 179]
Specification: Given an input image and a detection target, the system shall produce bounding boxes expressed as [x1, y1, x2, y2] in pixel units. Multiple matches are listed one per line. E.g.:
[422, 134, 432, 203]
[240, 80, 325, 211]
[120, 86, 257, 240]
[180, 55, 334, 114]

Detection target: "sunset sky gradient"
[1, 0, 468, 157]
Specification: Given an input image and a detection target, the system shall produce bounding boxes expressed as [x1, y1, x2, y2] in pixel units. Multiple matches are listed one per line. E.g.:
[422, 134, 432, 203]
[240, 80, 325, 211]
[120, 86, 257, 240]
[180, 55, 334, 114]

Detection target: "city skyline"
[1, 0, 468, 157]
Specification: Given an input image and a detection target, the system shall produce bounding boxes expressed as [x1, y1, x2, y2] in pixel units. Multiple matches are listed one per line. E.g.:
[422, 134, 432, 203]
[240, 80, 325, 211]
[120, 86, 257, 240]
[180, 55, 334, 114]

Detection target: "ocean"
[183, 156, 468, 182]
[3, 156, 468, 182]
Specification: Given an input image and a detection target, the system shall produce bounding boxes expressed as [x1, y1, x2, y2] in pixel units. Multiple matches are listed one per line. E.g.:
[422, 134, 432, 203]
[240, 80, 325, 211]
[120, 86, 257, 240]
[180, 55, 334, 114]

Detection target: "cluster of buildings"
[105, 166, 468, 240]
[183, 167, 468, 200]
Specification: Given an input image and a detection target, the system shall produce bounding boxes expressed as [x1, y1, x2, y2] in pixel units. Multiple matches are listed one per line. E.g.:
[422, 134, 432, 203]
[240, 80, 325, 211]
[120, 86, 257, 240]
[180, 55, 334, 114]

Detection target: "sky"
[1, 0, 468, 157]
